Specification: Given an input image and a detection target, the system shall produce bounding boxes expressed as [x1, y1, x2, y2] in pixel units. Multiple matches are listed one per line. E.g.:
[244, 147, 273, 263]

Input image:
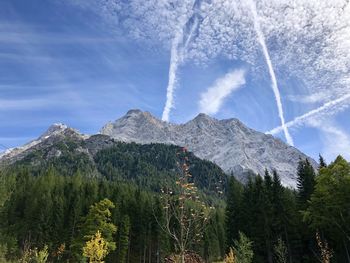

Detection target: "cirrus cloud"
[198, 69, 246, 115]
[66, 0, 350, 140]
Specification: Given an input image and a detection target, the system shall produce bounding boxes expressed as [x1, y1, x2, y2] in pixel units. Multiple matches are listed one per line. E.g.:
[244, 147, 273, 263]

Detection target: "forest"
[0, 142, 349, 263]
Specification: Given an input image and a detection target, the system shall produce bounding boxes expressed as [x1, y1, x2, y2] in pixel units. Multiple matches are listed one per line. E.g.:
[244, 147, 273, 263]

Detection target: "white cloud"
[308, 119, 350, 161]
[67, 0, 350, 125]
[0, 98, 52, 110]
[288, 92, 330, 104]
[189, 0, 350, 121]
[198, 69, 246, 115]
[268, 93, 350, 161]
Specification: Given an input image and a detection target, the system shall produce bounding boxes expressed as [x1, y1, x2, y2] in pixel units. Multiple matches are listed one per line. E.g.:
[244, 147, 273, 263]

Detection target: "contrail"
[183, 15, 199, 51]
[162, 0, 204, 122]
[246, 0, 294, 146]
[161, 33, 183, 122]
[268, 93, 350, 135]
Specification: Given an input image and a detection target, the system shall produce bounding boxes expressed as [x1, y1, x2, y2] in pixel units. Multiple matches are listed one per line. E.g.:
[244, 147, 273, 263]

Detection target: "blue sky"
[1, 0, 350, 162]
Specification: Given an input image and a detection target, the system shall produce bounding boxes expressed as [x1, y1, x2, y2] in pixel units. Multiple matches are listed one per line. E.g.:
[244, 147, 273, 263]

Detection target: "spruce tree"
[319, 154, 327, 169]
[117, 215, 130, 263]
[226, 177, 243, 250]
[296, 159, 318, 262]
[271, 171, 283, 233]
[296, 159, 316, 208]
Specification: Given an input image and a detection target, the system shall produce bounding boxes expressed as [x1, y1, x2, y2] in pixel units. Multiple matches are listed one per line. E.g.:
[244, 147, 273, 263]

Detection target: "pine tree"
[226, 177, 243, 250]
[296, 159, 316, 208]
[272, 171, 284, 234]
[255, 176, 273, 263]
[296, 159, 317, 262]
[319, 154, 327, 170]
[117, 215, 130, 263]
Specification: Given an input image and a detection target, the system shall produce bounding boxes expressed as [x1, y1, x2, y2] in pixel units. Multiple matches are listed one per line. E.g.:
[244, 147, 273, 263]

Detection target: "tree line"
[226, 155, 350, 263]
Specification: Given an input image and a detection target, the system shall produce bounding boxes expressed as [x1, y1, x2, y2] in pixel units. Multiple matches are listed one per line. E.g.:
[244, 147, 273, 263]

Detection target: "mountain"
[0, 123, 83, 162]
[0, 109, 317, 187]
[100, 109, 318, 187]
[0, 122, 227, 196]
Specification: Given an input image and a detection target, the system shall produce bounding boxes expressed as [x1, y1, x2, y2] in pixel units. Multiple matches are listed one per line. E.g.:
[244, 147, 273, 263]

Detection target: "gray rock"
[0, 109, 318, 188]
[100, 109, 318, 187]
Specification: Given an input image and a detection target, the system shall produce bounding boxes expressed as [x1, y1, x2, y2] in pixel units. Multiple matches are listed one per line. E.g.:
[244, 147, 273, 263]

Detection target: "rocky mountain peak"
[0, 123, 86, 162]
[100, 110, 169, 143]
[189, 113, 216, 124]
[100, 110, 318, 187]
[125, 109, 155, 119]
[194, 113, 212, 120]
[1, 109, 318, 188]
[40, 123, 68, 139]
[126, 109, 142, 115]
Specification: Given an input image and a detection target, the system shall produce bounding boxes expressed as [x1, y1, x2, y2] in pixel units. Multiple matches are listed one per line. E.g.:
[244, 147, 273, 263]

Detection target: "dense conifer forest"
[0, 142, 349, 262]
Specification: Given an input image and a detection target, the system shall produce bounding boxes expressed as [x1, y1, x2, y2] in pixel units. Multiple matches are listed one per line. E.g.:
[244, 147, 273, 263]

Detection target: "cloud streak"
[162, 0, 208, 121]
[268, 93, 350, 135]
[162, 34, 183, 122]
[246, 0, 293, 145]
[67, 0, 350, 133]
[308, 119, 350, 161]
[189, 0, 350, 127]
[198, 69, 246, 115]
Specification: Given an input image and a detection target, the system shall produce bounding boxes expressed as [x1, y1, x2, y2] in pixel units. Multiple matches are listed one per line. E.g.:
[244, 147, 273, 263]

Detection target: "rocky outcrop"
[100, 109, 318, 187]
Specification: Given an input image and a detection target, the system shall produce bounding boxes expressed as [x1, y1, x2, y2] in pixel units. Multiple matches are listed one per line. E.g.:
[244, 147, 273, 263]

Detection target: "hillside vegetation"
[0, 141, 349, 263]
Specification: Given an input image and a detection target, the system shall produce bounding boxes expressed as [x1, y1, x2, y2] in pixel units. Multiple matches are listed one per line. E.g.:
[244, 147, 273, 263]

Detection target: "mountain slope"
[100, 109, 318, 187]
[0, 124, 227, 196]
[0, 123, 86, 163]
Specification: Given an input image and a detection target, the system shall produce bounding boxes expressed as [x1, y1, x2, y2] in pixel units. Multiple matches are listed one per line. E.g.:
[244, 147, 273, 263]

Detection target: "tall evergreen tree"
[117, 215, 130, 263]
[319, 154, 327, 170]
[272, 170, 284, 234]
[226, 177, 243, 250]
[296, 159, 316, 208]
[296, 159, 318, 262]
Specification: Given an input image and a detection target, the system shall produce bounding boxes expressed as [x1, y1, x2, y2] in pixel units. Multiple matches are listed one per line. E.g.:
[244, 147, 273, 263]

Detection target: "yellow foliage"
[20, 245, 49, 263]
[224, 248, 236, 263]
[83, 230, 109, 263]
[54, 243, 65, 260]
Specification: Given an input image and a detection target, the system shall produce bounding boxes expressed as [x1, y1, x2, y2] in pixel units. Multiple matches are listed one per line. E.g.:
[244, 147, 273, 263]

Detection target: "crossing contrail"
[246, 0, 294, 145]
[268, 93, 350, 135]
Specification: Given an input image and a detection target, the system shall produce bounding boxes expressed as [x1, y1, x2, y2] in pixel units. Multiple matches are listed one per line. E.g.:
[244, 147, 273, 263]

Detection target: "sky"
[0, 0, 350, 162]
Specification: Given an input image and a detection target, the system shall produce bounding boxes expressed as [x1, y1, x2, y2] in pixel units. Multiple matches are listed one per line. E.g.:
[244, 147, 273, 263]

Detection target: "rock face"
[0, 109, 318, 187]
[100, 109, 318, 187]
[0, 123, 88, 164]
